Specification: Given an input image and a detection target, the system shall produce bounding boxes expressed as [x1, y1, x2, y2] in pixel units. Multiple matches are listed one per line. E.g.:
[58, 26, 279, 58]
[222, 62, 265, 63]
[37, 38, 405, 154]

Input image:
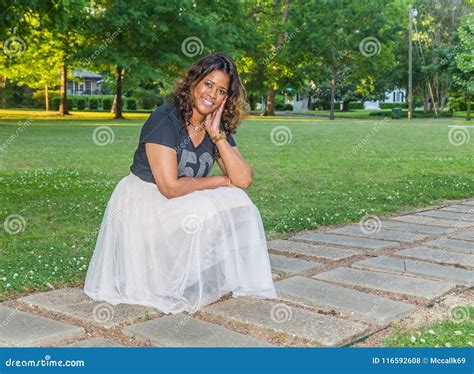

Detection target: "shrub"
[76, 98, 87, 110]
[379, 102, 408, 109]
[89, 98, 99, 110]
[447, 97, 474, 111]
[102, 98, 112, 110]
[127, 98, 137, 110]
[369, 110, 452, 118]
[311, 101, 333, 110]
[283, 104, 293, 111]
[348, 102, 364, 110]
[51, 97, 61, 111]
[134, 89, 162, 110]
[33, 90, 60, 109]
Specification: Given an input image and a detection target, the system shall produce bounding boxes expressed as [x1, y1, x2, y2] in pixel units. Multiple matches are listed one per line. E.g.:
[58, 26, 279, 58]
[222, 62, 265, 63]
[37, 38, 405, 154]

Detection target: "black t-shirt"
[130, 103, 237, 184]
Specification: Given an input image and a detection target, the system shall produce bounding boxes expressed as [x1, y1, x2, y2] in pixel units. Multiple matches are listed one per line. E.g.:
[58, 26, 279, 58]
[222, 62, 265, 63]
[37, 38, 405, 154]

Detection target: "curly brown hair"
[172, 52, 247, 141]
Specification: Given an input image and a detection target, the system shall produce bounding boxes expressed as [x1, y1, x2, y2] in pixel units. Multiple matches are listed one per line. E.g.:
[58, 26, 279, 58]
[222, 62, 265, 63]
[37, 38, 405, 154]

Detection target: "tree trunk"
[467, 98, 471, 121]
[112, 66, 124, 119]
[44, 84, 49, 112]
[248, 94, 256, 111]
[263, 86, 275, 116]
[59, 62, 69, 115]
[307, 93, 312, 111]
[341, 101, 349, 112]
[329, 66, 336, 120]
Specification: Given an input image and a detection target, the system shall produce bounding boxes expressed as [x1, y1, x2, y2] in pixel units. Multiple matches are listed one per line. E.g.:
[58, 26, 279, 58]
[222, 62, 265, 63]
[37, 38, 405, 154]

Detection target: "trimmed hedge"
[127, 98, 137, 110]
[348, 102, 364, 110]
[77, 98, 87, 110]
[379, 102, 408, 109]
[369, 110, 452, 118]
[51, 97, 61, 111]
[89, 98, 99, 110]
[102, 98, 112, 111]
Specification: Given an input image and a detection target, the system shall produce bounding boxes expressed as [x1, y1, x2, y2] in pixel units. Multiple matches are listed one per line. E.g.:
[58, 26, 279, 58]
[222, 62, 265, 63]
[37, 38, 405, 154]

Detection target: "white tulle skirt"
[83, 172, 277, 314]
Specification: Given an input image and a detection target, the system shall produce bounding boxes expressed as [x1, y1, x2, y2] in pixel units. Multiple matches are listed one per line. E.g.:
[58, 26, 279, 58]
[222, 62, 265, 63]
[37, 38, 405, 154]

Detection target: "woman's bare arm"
[215, 141, 253, 189]
[146, 143, 228, 199]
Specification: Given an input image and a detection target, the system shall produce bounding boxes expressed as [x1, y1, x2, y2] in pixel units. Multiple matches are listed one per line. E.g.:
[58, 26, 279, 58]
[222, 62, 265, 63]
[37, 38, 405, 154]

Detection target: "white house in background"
[363, 88, 406, 110]
[286, 88, 406, 111]
[66, 69, 103, 95]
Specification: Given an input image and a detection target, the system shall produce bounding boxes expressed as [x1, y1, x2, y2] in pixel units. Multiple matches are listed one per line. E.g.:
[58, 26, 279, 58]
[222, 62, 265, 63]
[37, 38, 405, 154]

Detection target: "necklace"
[187, 119, 206, 133]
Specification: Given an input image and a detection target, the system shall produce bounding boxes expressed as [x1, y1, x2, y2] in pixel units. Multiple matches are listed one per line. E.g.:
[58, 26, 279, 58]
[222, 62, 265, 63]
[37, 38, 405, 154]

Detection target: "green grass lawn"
[1, 109, 473, 299]
[292, 109, 471, 119]
[383, 306, 474, 348]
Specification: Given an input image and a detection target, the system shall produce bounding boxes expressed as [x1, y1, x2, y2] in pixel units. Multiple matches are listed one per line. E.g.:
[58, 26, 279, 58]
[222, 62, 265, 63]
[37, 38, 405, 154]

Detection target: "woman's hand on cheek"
[205, 96, 227, 138]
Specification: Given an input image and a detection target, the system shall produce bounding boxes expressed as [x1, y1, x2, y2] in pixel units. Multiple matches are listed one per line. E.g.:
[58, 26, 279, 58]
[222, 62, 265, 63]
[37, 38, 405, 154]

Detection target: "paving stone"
[123, 314, 273, 347]
[377, 220, 452, 235]
[353, 256, 474, 286]
[461, 200, 474, 206]
[267, 239, 360, 261]
[450, 230, 474, 242]
[330, 225, 427, 243]
[269, 254, 322, 274]
[65, 337, 125, 347]
[396, 247, 474, 268]
[202, 297, 369, 347]
[313, 267, 455, 300]
[275, 276, 415, 327]
[0, 305, 84, 347]
[17, 287, 160, 328]
[417, 210, 474, 222]
[441, 205, 474, 214]
[393, 214, 474, 228]
[292, 232, 399, 250]
[425, 238, 474, 254]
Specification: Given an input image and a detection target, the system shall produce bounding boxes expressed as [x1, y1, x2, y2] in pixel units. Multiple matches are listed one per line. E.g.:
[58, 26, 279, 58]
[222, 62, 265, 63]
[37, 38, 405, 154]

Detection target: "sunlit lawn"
[1, 108, 473, 299]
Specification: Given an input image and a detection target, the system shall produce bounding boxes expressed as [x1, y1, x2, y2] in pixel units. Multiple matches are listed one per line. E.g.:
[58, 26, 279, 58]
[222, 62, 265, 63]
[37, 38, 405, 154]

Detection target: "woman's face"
[192, 70, 230, 116]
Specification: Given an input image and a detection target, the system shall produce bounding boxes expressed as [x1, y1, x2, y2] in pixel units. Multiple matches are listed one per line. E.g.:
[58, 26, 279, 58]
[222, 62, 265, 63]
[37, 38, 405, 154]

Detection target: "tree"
[454, 15, 474, 120]
[289, 0, 403, 119]
[1, 17, 61, 111]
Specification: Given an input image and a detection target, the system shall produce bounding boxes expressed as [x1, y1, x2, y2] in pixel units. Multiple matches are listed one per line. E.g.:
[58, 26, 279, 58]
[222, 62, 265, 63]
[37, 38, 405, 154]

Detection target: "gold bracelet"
[211, 131, 227, 144]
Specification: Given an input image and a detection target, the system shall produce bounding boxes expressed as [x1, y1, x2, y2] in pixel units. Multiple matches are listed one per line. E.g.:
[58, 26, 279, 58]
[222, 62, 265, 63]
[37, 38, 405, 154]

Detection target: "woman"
[84, 52, 277, 314]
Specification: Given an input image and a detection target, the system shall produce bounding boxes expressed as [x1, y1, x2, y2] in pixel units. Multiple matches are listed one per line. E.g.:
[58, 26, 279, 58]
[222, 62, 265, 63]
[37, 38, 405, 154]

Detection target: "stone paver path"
[1, 197, 474, 347]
